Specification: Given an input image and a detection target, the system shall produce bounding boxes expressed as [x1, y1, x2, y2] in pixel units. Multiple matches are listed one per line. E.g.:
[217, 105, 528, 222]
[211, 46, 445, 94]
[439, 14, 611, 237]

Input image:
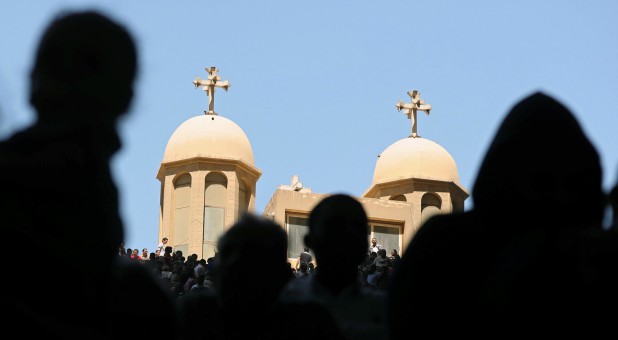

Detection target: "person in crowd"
[190, 273, 210, 293]
[130, 248, 141, 260]
[143, 252, 159, 273]
[177, 213, 344, 340]
[183, 268, 197, 294]
[389, 249, 401, 269]
[308, 262, 316, 276]
[296, 262, 311, 279]
[157, 237, 169, 254]
[280, 194, 388, 340]
[296, 247, 313, 271]
[118, 242, 127, 256]
[286, 261, 297, 279]
[388, 92, 612, 339]
[173, 250, 185, 264]
[194, 258, 207, 277]
[0, 10, 143, 338]
[367, 248, 389, 288]
[109, 255, 177, 338]
[368, 237, 382, 254]
[163, 245, 173, 267]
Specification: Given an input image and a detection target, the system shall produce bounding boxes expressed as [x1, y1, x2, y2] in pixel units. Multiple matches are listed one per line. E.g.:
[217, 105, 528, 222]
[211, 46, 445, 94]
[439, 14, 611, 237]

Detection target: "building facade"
[157, 69, 468, 261]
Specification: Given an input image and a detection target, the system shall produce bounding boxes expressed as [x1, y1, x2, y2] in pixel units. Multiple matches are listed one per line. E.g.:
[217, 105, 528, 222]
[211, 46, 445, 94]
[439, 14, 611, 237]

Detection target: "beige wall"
[263, 176, 469, 260]
[263, 189, 414, 257]
[363, 177, 469, 235]
[158, 157, 261, 259]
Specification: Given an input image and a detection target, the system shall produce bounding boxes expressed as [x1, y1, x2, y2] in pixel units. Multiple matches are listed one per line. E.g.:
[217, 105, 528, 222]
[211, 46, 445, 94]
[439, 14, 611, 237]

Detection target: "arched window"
[203, 172, 227, 258]
[421, 193, 442, 226]
[173, 174, 191, 254]
[238, 180, 249, 218]
[390, 194, 407, 202]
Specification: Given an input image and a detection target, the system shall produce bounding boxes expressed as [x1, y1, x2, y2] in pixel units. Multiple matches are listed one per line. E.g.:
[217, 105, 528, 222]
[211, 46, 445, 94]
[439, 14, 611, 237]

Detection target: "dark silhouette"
[118, 241, 127, 256]
[367, 248, 389, 288]
[296, 246, 313, 270]
[0, 10, 169, 338]
[108, 257, 178, 338]
[296, 262, 310, 279]
[177, 213, 343, 340]
[280, 194, 388, 340]
[163, 245, 174, 263]
[389, 249, 400, 269]
[388, 92, 611, 338]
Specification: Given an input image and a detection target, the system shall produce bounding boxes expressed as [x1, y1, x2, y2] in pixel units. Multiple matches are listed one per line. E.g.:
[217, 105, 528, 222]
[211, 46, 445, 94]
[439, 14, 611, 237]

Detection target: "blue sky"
[1, 1, 616, 251]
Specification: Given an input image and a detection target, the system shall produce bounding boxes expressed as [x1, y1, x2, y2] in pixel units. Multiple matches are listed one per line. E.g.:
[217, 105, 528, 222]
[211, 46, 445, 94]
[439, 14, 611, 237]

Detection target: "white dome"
[162, 115, 254, 165]
[372, 137, 461, 185]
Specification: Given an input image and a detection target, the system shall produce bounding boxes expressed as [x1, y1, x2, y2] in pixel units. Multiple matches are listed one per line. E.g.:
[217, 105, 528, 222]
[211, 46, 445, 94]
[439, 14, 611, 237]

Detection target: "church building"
[157, 67, 468, 261]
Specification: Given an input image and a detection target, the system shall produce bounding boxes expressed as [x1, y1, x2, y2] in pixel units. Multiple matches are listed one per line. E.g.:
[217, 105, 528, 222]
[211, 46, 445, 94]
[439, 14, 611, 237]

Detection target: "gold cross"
[193, 67, 231, 115]
[396, 90, 432, 138]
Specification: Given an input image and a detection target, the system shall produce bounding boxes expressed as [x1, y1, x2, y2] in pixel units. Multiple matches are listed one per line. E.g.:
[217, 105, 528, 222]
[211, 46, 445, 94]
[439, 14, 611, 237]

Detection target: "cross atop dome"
[396, 90, 432, 138]
[193, 66, 231, 115]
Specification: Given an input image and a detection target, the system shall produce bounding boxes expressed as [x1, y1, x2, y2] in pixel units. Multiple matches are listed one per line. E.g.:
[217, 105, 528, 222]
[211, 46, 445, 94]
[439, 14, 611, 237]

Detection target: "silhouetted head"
[305, 194, 369, 270]
[109, 258, 175, 338]
[215, 213, 290, 310]
[30, 10, 137, 124]
[472, 92, 603, 228]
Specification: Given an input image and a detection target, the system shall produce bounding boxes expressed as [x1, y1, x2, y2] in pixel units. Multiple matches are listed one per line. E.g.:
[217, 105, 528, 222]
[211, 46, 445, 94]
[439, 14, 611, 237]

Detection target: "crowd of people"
[117, 235, 401, 295]
[1, 8, 617, 340]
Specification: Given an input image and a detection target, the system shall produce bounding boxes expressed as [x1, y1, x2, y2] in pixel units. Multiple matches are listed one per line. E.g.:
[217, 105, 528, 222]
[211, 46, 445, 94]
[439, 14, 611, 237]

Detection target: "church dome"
[372, 137, 461, 185]
[162, 115, 255, 165]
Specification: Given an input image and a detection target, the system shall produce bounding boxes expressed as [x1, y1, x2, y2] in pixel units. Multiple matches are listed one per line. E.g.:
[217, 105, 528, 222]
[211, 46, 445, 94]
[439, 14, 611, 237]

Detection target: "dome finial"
[192, 66, 231, 115]
[395, 90, 432, 138]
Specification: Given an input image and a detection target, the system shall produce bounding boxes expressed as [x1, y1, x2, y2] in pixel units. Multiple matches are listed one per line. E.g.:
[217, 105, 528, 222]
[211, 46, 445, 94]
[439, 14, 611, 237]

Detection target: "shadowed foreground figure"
[177, 213, 344, 340]
[0, 10, 176, 338]
[388, 92, 614, 338]
[280, 194, 387, 340]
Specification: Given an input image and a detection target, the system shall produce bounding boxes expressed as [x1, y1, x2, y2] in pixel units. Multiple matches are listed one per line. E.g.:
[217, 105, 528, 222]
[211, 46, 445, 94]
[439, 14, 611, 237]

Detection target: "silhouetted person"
[389, 249, 400, 269]
[296, 262, 310, 279]
[0, 10, 139, 338]
[118, 241, 127, 256]
[367, 248, 388, 288]
[177, 213, 343, 340]
[280, 194, 387, 340]
[388, 92, 609, 339]
[108, 256, 178, 338]
[296, 246, 313, 270]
